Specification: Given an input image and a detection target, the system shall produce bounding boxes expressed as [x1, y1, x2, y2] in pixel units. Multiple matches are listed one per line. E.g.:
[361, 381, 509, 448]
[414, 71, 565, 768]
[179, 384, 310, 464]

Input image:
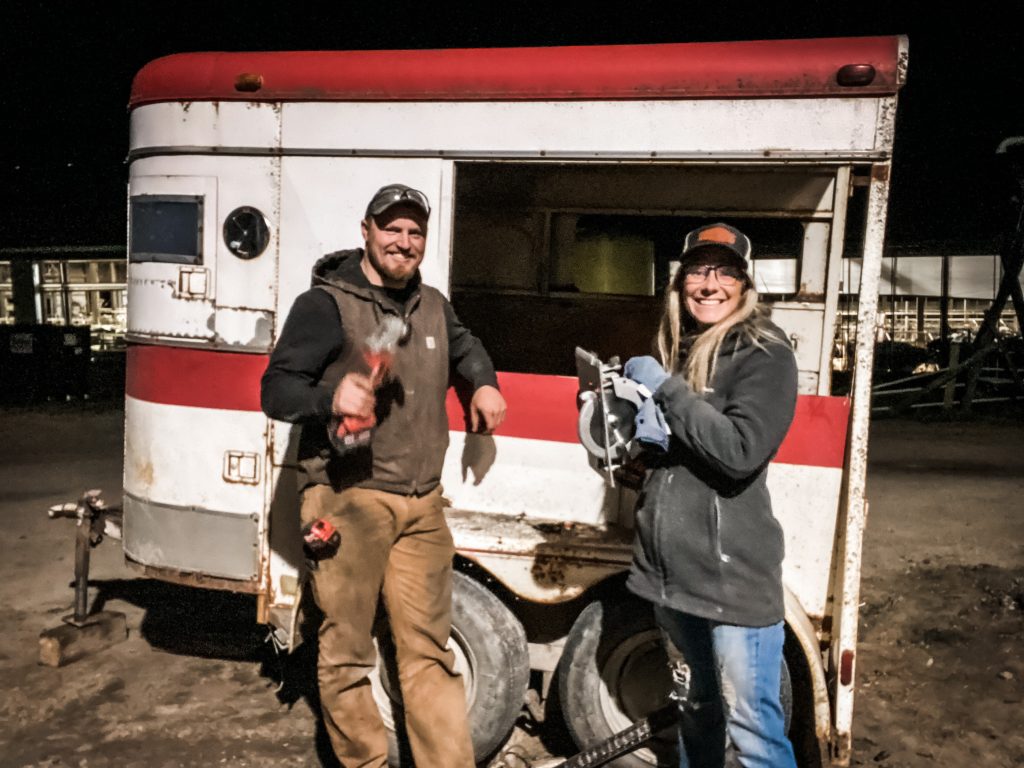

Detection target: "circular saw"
[574, 347, 650, 486]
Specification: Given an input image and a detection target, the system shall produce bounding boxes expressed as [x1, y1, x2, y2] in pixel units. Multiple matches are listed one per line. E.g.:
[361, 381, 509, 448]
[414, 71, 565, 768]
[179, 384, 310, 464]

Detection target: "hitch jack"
[38, 490, 127, 667]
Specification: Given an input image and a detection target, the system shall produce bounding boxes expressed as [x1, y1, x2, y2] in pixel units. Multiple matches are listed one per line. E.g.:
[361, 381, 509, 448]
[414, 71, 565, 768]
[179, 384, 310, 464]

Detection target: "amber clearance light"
[836, 64, 876, 87]
[234, 72, 264, 92]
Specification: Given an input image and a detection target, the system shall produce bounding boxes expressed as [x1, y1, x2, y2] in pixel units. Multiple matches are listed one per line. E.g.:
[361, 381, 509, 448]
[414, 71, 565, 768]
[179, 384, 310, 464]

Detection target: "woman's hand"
[624, 356, 669, 393]
[613, 455, 648, 490]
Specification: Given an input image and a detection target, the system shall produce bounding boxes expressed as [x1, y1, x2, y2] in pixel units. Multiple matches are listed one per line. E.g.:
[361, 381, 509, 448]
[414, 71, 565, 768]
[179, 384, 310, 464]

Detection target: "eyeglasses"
[682, 264, 745, 286]
[366, 185, 431, 218]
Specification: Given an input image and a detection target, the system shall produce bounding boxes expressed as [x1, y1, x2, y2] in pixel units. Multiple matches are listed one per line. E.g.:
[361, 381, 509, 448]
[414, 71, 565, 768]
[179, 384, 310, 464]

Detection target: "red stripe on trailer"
[130, 37, 903, 107]
[445, 374, 849, 468]
[126, 345, 848, 468]
[126, 345, 265, 412]
[447, 372, 581, 444]
[774, 395, 850, 469]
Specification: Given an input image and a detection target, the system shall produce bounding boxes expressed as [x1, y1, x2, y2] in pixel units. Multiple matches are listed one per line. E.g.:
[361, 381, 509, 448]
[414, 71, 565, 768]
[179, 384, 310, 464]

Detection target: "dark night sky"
[3, 2, 1022, 251]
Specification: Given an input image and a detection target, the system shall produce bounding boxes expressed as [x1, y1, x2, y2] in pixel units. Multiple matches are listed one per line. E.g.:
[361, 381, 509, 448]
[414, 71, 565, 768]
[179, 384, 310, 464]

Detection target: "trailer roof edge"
[129, 36, 906, 108]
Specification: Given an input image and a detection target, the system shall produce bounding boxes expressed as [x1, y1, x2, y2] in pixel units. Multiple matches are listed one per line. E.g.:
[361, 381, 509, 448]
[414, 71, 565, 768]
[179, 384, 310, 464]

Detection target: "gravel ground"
[0, 405, 1021, 767]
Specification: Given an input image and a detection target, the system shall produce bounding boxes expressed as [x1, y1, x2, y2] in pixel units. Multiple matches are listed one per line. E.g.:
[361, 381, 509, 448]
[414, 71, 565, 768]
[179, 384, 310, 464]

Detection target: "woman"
[623, 222, 799, 768]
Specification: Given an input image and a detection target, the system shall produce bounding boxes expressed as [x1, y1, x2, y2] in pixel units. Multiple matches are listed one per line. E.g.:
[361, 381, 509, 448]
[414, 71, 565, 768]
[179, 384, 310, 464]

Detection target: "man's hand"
[469, 385, 507, 434]
[332, 373, 375, 419]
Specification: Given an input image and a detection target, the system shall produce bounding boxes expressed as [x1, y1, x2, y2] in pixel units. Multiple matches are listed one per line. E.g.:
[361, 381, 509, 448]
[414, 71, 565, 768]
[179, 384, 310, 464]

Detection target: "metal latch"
[223, 451, 260, 484]
[176, 266, 209, 298]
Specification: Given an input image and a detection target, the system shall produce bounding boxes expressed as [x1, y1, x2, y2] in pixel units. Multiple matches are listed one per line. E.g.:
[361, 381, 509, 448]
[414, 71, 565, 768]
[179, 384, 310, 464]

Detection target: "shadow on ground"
[87, 577, 342, 766]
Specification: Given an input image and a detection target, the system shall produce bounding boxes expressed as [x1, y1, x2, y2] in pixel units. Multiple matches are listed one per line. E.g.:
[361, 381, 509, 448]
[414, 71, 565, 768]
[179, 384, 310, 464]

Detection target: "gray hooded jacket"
[626, 318, 798, 626]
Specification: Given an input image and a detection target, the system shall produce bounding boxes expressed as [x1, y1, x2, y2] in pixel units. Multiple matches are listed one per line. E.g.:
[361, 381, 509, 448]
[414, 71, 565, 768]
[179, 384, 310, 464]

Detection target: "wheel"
[558, 596, 792, 768]
[370, 570, 530, 766]
[558, 597, 677, 767]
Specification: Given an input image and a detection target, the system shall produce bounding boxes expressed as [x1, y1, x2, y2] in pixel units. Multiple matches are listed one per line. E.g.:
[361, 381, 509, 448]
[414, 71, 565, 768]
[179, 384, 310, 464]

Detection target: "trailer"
[118, 36, 907, 766]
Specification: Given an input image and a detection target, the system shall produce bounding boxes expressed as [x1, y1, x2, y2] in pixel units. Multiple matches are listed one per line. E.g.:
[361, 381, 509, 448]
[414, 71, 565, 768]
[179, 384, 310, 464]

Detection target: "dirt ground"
[0, 404, 1021, 768]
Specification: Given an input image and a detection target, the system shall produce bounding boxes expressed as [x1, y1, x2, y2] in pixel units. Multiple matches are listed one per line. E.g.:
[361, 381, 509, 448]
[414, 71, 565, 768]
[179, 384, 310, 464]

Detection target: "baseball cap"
[364, 184, 431, 219]
[681, 223, 752, 269]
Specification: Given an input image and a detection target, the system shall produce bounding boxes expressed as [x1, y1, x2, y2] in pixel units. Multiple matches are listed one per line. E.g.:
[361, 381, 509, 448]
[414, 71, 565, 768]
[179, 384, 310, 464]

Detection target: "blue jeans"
[654, 606, 797, 768]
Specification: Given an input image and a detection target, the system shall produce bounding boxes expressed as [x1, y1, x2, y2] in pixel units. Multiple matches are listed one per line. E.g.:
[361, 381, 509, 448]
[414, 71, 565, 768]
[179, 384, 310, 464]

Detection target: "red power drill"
[302, 518, 341, 564]
[329, 315, 407, 451]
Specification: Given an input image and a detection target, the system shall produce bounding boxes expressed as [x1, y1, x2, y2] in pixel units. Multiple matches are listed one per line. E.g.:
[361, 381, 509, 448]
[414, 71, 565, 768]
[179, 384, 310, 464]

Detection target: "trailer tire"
[558, 595, 792, 767]
[371, 570, 529, 766]
[558, 596, 677, 767]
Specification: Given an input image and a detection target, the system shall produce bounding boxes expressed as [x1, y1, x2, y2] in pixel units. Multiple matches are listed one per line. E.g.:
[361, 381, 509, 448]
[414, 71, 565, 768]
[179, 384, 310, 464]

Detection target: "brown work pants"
[301, 484, 475, 768]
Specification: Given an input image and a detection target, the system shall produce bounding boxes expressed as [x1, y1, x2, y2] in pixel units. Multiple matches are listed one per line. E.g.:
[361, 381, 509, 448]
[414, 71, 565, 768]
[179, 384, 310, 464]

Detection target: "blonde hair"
[656, 279, 780, 392]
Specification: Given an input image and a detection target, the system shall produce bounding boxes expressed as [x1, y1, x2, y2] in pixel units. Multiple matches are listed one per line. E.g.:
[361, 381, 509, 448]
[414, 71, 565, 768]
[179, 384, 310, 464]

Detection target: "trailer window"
[452, 211, 540, 290]
[129, 196, 203, 265]
[451, 163, 813, 375]
[550, 215, 656, 296]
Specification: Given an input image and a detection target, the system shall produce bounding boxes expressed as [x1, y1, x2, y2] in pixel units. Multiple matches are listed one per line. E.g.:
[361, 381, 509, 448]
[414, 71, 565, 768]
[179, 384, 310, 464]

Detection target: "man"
[261, 183, 506, 767]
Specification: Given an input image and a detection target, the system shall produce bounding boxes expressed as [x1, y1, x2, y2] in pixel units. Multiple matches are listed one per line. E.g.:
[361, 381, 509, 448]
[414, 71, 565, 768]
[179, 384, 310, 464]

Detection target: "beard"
[365, 248, 420, 287]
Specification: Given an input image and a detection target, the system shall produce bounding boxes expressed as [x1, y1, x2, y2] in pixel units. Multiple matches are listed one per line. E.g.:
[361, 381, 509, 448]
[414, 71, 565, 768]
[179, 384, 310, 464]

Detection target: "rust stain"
[791, 290, 827, 303]
[530, 554, 568, 588]
[136, 460, 154, 488]
[127, 561, 261, 594]
[871, 164, 890, 182]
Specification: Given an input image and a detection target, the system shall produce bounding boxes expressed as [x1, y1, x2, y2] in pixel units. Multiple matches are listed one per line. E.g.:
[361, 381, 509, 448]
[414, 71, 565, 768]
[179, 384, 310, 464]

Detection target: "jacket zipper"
[712, 495, 724, 563]
[656, 475, 669, 598]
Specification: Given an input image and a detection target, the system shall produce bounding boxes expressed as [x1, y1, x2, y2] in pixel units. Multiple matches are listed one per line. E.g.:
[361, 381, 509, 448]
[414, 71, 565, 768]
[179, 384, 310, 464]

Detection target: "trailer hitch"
[39, 490, 127, 666]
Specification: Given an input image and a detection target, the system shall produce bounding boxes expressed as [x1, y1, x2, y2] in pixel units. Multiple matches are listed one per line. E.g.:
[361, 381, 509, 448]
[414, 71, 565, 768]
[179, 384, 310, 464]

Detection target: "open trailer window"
[452, 210, 541, 291]
[549, 214, 658, 296]
[129, 195, 203, 265]
[549, 213, 804, 298]
[451, 162, 817, 374]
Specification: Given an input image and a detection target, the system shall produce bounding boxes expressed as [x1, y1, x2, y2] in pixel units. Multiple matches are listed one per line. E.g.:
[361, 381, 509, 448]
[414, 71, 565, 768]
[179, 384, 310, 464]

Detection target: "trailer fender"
[783, 586, 831, 768]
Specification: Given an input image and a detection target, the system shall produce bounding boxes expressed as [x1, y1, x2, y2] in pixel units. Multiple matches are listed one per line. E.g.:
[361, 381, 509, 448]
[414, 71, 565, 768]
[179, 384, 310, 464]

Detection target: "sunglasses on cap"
[365, 184, 431, 219]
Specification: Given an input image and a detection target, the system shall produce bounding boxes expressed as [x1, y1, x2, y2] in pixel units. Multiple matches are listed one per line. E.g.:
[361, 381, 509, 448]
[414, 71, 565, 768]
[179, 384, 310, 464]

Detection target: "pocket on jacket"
[717, 490, 784, 569]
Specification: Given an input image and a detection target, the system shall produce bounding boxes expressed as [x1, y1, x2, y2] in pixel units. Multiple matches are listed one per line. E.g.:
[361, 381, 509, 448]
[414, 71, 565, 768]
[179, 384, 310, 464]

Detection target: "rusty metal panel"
[127, 264, 216, 340]
[830, 164, 893, 765]
[784, 588, 832, 767]
[446, 508, 632, 604]
[123, 493, 259, 580]
[214, 307, 274, 350]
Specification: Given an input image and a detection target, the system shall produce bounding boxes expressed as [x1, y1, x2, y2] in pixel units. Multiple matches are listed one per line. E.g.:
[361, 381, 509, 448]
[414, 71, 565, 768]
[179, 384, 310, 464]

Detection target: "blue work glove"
[623, 356, 671, 452]
[635, 397, 670, 452]
[623, 356, 669, 395]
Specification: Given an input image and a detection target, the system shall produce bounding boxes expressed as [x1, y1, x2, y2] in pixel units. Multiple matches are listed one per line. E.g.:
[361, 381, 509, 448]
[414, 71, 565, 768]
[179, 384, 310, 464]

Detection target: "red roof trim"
[130, 36, 903, 108]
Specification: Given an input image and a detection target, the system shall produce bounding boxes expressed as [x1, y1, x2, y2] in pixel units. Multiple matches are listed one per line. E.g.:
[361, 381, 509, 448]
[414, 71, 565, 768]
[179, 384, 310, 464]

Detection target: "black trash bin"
[49, 325, 92, 400]
[0, 324, 58, 404]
